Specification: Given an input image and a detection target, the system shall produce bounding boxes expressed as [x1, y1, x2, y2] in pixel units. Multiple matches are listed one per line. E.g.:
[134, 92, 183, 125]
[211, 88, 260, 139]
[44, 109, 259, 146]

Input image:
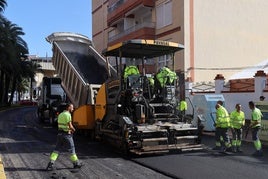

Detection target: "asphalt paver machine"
[94, 39, 203, 155]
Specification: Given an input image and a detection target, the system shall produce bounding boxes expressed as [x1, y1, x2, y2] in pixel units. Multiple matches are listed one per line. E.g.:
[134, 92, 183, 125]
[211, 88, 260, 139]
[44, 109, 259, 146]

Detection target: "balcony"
[108, 0, 126, 13]
[107, 0, 154, 26]
[108, 22, 155, 45]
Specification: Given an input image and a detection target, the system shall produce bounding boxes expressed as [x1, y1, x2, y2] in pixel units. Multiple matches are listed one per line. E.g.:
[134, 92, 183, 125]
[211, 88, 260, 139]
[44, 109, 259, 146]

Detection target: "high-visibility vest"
[251, 107, 262, 128]
[230, 110, 245, 129]
[123, 66, 140, 80]
[57, 110, 71, 132]
[216, 106, 230, 128]
[176, 100, 188, 111]
[156, 67, 177, 87]
[148, 77, 154, 86]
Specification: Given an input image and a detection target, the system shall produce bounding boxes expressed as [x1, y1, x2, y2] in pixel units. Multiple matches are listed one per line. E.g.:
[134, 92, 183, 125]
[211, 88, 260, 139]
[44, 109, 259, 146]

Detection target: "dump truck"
[47, 32, 203, 155]
[46, 32, 116, 133]
[37, 77, 67, 124]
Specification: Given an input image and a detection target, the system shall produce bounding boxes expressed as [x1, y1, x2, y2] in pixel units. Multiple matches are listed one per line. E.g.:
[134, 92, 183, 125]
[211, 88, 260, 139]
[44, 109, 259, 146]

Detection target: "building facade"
[29, 55, 55, 88]
[92, 0, 268, 83]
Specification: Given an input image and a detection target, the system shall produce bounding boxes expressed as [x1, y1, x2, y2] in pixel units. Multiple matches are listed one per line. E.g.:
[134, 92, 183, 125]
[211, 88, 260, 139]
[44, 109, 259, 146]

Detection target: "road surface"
[0, 107, 170, 179]
[1, 107, 268, 179]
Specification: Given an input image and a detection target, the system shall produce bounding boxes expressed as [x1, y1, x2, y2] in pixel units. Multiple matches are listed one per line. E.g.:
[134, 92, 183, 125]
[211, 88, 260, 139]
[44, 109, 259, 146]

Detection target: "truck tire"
[37, 109, 45, 123]
[89, 129, 96, 141]
[120, 141, 130, 156]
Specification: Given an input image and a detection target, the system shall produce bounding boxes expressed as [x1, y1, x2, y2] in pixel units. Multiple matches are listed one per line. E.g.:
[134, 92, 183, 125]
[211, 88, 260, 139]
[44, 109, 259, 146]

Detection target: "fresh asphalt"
[1, 107, 268, 179]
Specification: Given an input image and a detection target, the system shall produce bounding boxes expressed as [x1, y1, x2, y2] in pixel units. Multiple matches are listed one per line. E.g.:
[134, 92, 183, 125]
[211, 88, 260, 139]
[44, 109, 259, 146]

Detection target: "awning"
[102, 39, 184, 58]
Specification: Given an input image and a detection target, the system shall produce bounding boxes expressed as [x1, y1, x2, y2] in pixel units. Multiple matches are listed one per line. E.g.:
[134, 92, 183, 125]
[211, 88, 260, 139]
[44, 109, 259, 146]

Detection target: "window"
[158, 54, 173, 68]
[156, 0, 172, 29]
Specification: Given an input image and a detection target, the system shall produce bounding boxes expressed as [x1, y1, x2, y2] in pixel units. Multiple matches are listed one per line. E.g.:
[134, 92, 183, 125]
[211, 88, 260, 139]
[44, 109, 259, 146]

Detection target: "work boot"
[236, 147, 242, 153]
[73, 162, 83, 169]
[252, 150, 263, 157]
[232, 146, 237, 153]
[223, 146, 232, 153]
[212, 146, 221, 150]
[46, 162, 55, 171]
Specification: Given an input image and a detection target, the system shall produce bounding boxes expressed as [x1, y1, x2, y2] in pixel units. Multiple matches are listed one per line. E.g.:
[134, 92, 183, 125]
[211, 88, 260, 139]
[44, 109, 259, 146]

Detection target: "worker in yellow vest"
[147, 76, 154, 87]
[249, 101, 263, 157]
[230, 103, 245, 152]
[214, 100, 232, 152]
[156, 67, 177, 87]
[123, 65, 140, 80]
[176, 100, 188, 112]
[176, 99, 188, 122]
[179, 100, 187, 111]
[46, 103, 83, 170]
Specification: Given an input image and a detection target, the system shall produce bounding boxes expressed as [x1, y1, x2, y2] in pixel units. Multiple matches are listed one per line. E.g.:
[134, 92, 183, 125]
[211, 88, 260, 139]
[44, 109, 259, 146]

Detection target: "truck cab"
[37, 77, 67, 124]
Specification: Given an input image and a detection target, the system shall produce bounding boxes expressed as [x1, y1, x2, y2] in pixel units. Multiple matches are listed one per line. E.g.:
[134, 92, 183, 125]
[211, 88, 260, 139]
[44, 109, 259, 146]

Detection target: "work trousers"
[54, 132, 76, 154]
[231, 128, 242, 141]
[251, 126, 260, 141]
[231, 128, 242, 148]
[215, 127, 231, 147]
[49, 132, 79, 163]
[251, 126, 262, 151]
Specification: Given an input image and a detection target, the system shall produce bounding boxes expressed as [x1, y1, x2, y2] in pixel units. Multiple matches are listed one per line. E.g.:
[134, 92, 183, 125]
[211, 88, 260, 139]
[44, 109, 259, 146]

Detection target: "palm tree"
[13, 59, 41, 103]
[0, 0, 7, 12]
[0, 1, 38, 106]
[16, 78, 29, 101]
[0, 17, 29, 105]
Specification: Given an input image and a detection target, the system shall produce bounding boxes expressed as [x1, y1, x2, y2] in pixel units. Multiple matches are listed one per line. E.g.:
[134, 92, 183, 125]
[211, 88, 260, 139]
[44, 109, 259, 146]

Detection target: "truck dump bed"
[47, 32, 114, 107]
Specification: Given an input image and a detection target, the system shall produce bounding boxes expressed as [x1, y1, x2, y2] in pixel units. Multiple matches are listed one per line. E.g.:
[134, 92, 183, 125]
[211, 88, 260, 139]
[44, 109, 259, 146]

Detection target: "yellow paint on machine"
[73, 105, 95, 129]
[72, 83, 107, 129]
[95, 83, 107, 121]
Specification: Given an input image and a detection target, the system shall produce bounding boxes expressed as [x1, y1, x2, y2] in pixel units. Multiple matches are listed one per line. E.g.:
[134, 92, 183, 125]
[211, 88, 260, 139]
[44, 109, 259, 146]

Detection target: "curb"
[0, 157, 6, 179]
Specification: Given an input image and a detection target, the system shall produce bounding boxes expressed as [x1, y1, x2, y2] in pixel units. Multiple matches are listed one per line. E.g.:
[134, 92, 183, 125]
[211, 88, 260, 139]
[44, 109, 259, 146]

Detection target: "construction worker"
[146, 75, 155, 98]
[230, 103, 245, 152]
[46, 103, 83, 170]
[154, 67, 177, 102]
[147, 76, 154, 87]
[176, 99, 188, 122]
[156, 67, 177, 88]
[248, 101, 263, 156]
[179, 100, 187, 112]
[123, 65, 140, 80]
[214, 100, 232, 152]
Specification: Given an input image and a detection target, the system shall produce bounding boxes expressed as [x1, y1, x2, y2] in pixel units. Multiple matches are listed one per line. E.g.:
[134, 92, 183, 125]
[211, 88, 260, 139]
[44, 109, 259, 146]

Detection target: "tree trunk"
[3, 72, 11, 105]
[18, 91, 21, 101]
[8, 75, 17, 105]
[0, 70, 5, 106]
[30, 77, 33, 101]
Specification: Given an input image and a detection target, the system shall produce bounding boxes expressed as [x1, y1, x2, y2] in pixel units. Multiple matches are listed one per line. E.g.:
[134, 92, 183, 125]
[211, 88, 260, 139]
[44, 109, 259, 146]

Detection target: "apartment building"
[92, 0, 268, 83]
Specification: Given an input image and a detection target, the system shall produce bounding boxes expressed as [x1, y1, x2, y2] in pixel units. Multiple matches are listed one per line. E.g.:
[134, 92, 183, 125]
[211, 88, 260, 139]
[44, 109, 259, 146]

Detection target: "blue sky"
[4, 0, 92, 57]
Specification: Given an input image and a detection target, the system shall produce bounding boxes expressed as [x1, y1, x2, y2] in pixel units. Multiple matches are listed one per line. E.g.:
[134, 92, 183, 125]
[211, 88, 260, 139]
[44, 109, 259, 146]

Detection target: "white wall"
[187, 0, 268, 82]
